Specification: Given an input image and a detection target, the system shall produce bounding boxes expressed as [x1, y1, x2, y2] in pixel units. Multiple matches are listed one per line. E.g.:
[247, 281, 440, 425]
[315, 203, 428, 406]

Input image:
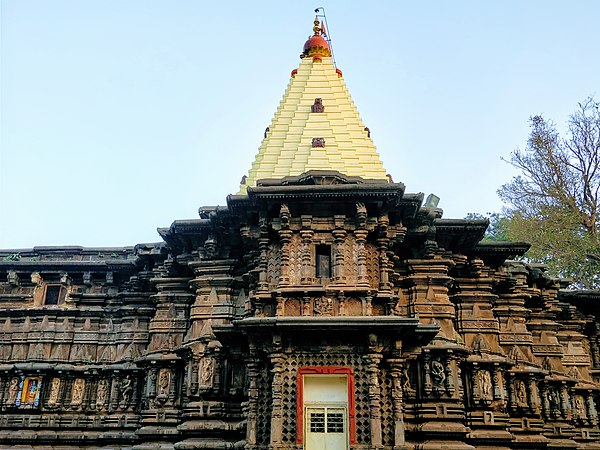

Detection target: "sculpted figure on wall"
[314, 297, 333, 316]
[477, 370, 492, 400]
[302, 301, 311, 316]
[157, 368, 171, 401]
[402, 363, 414, 396]
[48, 377, 61, 406]
[548, 388, 561, 418]
[199, 357, 214, 388]
[71, 378, 85, 405]
[119, 375, 133, 408]
[7, 377, 19, 405]
[516, 380, 527, 406]
[96, 379, 107, 408]
[574, 395, 587, 419]
[430, 359, 446, 388]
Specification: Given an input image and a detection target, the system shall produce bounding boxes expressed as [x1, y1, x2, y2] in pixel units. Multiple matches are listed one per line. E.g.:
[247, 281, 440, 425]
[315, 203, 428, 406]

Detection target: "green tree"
[498, 97, 600, 288]
[464, 212, 510, 242]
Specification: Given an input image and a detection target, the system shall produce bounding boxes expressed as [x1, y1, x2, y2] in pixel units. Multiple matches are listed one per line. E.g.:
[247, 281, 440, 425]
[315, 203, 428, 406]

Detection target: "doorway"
[303, 375, 349, 450]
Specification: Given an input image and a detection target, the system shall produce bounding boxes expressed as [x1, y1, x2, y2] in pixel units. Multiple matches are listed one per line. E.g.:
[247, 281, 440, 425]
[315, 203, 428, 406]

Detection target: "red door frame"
[296, 366, 356, 445]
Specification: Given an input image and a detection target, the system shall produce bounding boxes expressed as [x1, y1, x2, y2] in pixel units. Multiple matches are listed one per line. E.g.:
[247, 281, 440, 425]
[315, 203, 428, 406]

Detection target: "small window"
[44, 285, 66, 305]
[316, 244, 332, 278]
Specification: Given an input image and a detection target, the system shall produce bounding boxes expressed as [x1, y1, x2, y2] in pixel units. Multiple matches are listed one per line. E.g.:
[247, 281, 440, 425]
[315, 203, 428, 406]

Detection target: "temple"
[0, 16, 599, 450]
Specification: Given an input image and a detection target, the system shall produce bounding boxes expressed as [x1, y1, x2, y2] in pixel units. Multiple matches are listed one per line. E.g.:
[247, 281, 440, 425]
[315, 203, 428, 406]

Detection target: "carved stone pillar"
[168, 367, 177, 404]
[278, 229, 292, 287]
[471, 365, 480, 403]
[377, 213, 391, 293]
[302, 294, 311, 316]
[587, 390, 598, 425]
[388, 342, 406, 448]
[591, 338, 600, 368]
[528, 375, 541, 415]
[110, 373, 119, 412]
[189, 358, 198, 396]
[258, 219, 270, 292]
[364, 292, 373, 316]
[355, 229, 369, 286]
[508, 376, 517, 412]
[445, 353, 455, 396]
[365, 351, 383, 448]
[300, 228, 314, 284]
[561, 384, 571, 420]
[147, 366, 158, 407]
[275, 294, 285, 317]
[269, 337, 286, 448]
[423, 352, 432, 395]
[332, 228, 346, 283]
[539, 383, 549, 418]
[245, 340, 260, 447]
[493, 365, 504, 401]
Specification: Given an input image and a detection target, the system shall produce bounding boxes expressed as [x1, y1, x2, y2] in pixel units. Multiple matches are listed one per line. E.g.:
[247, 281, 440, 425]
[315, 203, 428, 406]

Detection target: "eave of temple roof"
[434, 218, 489, 251]
[470, 240, 531, 267]
[0, 244, 164, 272]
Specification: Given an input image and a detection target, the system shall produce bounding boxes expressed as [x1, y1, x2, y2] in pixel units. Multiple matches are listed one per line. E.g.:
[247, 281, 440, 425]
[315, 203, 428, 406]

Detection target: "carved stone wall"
[1, 178, 600, 450]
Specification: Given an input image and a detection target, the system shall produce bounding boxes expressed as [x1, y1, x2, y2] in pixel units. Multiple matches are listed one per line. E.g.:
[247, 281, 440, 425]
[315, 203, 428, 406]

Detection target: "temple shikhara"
[1, 16, 600, 450]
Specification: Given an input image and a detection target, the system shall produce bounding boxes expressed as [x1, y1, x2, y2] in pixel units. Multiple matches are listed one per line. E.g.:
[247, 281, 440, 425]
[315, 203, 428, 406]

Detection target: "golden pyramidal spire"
[238, 16, 388, 194]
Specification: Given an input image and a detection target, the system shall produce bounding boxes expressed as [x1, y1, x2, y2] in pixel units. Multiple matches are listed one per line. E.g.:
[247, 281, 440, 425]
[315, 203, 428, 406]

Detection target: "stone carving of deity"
[200, 357, 214, 387]
[516, 380, 527, 406]
[158, 368, 171, 397]
[548, 388, 560, 417]
[402, 364, 414, 395]
[7, 377, 19, 405]
[575, 395, 587, 418]
[120, 375, 133, 407]
[96, 379, 107, 408]
[71, 378, 85, 405]
[48, 377, 61, 406]
[314, 297, 333, 316]
[478, 370, 492, 400]
[430, 359, 446, 387]
[233, 365, 244, 391]
[302, 301, 311, 316]
[311, 98, 324, 113]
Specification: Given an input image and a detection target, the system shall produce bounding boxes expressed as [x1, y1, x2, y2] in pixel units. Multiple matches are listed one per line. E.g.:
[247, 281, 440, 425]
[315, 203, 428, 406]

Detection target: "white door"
[303, 374, 349, 450]
[305, 405, 348, 450]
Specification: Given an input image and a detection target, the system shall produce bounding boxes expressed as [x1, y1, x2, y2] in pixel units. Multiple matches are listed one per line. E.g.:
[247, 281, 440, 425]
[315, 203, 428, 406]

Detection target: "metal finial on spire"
[313, 16, 321, 35]
[313, 7, 336, 67]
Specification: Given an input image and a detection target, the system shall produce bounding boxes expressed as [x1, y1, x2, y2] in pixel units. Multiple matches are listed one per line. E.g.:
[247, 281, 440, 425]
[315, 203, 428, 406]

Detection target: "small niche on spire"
[312, 138, 325, 148]
[311, 98, 324, 113]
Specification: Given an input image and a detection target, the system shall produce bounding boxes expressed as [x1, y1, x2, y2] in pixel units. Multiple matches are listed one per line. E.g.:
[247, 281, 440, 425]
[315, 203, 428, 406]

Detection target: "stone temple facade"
[0, 17, 599, 450]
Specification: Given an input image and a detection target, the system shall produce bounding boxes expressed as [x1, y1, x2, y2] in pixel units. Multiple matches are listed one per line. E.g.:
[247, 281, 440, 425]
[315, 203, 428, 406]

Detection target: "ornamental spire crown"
[301, 17, 331, 59]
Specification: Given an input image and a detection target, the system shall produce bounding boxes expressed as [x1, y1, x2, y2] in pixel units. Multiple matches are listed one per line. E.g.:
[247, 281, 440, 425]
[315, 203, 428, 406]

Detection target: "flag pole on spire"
[314, 7, 336, 68]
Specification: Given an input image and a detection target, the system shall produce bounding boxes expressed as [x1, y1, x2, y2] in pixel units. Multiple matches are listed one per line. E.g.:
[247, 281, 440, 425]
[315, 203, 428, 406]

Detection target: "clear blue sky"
[1, 0, 599, 248]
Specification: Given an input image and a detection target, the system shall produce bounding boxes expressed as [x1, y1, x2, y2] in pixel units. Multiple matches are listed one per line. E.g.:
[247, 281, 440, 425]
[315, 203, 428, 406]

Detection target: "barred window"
[327, 411, 344, 433]
[309, 412, 325, 432]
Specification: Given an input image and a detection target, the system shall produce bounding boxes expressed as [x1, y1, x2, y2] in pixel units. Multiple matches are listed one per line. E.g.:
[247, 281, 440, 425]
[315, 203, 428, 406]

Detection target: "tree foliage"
[498, 97, 600, 287]
[464, 212, 509, 242]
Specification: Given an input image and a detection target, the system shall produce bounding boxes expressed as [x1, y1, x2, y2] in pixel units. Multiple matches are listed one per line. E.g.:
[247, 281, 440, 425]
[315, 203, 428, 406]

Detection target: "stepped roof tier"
[238, 17, 389, 194]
